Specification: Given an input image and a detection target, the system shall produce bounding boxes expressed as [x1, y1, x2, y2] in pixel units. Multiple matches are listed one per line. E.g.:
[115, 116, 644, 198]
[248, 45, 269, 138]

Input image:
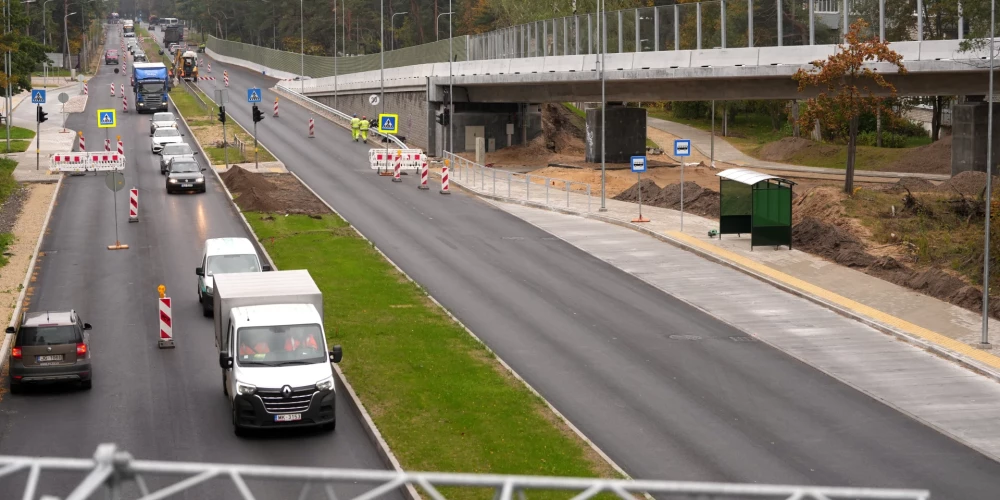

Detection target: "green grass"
[204, 146, 248, 165]
[170, 84, 278, 164]
[649, 109, 789, 147]
[0, 233, 13, 267]
[246, 212, 615, 485]
[0, 158, 18, 204]
[0, 141, 31, 154]
[32, 68, 72, 77]
[564, 102, 587, 119]
[5, 126, 36, 141]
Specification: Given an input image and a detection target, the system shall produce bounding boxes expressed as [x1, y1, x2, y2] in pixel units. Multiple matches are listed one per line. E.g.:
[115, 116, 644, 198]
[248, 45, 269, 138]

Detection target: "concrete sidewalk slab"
[11, 84, 85, 183]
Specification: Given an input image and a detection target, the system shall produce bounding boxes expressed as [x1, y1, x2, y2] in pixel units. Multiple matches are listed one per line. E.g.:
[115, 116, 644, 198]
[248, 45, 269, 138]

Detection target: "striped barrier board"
[369, 149, 424, 170]
[129, 188, 138, 222]
[50, 154, 88, 173]
[158, 297, 174, 348]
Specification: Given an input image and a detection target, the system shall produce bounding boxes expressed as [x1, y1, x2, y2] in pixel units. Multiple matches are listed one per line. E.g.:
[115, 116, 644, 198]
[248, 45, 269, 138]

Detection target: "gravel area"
[0, 185, 28, 233]
[63, 94, 89, 114]
[0, 183, 57, 325]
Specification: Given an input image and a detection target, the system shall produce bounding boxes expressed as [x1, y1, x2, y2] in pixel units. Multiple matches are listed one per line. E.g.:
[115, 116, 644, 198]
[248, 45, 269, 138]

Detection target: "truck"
[173, 49, 198, 81]
[163, 25, 183, 46]
[212, 270, 343, 436]
[132, 63, 169, 113]
[122, 20, 135, 36]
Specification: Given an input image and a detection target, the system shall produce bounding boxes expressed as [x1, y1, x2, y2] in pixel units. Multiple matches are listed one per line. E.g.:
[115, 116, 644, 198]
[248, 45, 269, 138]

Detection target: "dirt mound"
[758, 137, 838, 162]
[890, 177, 939, 193]
[542, 104, 586, 155]
[882, 136, 952, 174]
[792, 217, 873, 268]
[220, 165, 330, 215]
[937, 171, 1000, 197]
[613, 178, 661, 203]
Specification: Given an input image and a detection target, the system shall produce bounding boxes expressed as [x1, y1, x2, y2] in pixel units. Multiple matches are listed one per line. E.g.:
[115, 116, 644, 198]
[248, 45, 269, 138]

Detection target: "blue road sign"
[97, 109, 117, 128]
[31, 89, 46, 104]
[630, 155, 647, 173]
[674, 139, 691, 157]
[247, 88, 262, 103]
[377, 113, 398, 134]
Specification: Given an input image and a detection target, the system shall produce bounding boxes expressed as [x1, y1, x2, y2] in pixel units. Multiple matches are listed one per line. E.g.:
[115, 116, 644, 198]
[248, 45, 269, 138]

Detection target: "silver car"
[151, 128, 185, 154]
[150, 112, 177, 136]
[6, 310, 93, 393]
[159, 143, 198, 174]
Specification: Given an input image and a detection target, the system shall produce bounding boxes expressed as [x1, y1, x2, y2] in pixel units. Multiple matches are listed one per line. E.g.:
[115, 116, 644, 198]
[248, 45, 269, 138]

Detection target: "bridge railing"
[445, 151, 593, 213]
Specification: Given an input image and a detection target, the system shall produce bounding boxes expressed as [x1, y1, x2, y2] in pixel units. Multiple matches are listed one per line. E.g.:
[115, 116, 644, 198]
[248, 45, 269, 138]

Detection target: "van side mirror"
[158, 50, 163, 55]
[5, 326, 14, 334]
[201, 168, 206, 172]
[219, 352, 233, 369]
[329, 345, 343, 364]
[195, 267, 204, 276]
[193, 151, 200, 155]
[262, 264, 272, 272]
[83, 323, 93, 330]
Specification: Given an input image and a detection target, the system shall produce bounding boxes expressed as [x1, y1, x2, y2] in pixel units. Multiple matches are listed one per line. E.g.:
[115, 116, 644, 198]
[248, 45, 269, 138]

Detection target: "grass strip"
[0, 158, 17, 204]
[246, 212, 617, 490]
[0, 233, 13, 267]
[169, 82, 277, 164]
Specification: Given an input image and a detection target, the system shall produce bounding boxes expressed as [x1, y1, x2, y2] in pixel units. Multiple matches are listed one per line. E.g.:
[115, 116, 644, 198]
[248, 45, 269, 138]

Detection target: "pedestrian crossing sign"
[247, 88, 262, 103]
[31, 89, 46, 104]
[97, 109, 117, 128]
[378, 113, 398, 134]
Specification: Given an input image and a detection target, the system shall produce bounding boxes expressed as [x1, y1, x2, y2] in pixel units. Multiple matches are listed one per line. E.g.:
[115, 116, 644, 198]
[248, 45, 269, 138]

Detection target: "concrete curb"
[170, 92, 421, 500]
[1, 176, 64, 377]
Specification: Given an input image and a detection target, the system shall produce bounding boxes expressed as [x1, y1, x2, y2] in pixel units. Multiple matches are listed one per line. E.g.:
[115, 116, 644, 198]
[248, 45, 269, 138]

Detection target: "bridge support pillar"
[585, 106, 646, 164]
[952, 98, 1000, 177]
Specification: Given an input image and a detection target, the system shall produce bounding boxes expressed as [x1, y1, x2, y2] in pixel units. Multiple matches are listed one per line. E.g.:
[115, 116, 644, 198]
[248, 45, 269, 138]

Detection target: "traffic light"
[36, 106, 48, 123]
[218, 105, 226, 124]
[252, 104, 264, 123]
[435, 108, 450, 126]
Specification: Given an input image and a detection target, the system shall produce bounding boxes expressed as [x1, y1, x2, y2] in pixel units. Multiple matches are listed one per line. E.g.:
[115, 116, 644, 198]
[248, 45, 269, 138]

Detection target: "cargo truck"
[132, 63, 169, 113]
[212, 270, 342, 436]
[163, 25, 183, 46]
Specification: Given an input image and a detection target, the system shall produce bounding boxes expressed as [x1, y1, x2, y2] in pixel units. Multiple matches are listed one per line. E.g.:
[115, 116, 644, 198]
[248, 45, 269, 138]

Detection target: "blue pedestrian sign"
[631, 155, 647, 173]
[378, 113, 398, 134]
[247, 88, 262, 103]
[674, 139, 691, 157]
[31, 89, 46, 104]
[97, 109, 117, 128]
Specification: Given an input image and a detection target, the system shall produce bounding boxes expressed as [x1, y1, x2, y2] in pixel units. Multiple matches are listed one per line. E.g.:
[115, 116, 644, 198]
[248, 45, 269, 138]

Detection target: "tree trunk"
[845, 115, 859, 194]
[410, 0, 425, 44]
[932, 95, 942, 142]
[792, 100, 800, 138]
[876, 110, 882, 148]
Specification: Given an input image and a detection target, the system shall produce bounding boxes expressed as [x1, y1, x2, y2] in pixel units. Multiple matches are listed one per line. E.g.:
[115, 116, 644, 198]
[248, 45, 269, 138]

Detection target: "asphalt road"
[182, 38, 1000, 498]
[0, 28, 391, 499]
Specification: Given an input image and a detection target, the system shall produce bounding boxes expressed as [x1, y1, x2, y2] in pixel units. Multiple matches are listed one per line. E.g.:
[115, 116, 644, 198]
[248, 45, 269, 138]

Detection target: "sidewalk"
[11, 84, 86, 183]
[442, 157, 1000, 462]
[647, 117, 951, 182]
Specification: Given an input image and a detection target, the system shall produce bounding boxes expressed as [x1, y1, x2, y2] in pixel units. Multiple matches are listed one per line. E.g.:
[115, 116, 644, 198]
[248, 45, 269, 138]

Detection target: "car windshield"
[17, 325, 80, 346]
[236, 324, 324, 366]
[153, 113, 174, 122]
[206, 254, 260, 275]
[141, 83, 166, 93]
[162, 144, 192, 155]
[155, 128, 180, 137]
[170, 162, 199, 173]
[106, 50, 117, 56]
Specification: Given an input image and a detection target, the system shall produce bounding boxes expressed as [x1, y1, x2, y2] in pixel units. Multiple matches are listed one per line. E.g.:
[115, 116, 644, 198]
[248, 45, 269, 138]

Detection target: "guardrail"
[444, 151, 592, 213]
[276, 84, 407, 150]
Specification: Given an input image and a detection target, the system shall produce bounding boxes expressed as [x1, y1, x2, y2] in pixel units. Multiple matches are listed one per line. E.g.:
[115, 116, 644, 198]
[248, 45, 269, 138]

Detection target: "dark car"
[104, 49, 119, 65]
[7, 310, 93, 393]
[166, 158, 206, 193]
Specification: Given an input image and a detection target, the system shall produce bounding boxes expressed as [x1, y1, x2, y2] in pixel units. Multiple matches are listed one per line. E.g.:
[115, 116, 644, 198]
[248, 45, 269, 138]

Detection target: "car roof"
[153, 113, 175, 120]
[205, 237, 256, 256]
[22, 310, 77, 327]
[154, 128, 179, 134]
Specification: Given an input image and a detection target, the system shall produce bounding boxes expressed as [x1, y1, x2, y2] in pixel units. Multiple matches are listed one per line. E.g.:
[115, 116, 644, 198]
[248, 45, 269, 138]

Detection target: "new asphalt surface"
[0, 29, 391, 499]
[189, 39, 1000, 497]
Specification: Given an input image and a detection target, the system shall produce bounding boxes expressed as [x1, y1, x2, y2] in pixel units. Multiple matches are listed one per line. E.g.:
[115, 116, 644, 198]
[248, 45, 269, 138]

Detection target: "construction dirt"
[220, 166, 331, 216]
[757, 136, 954, 175]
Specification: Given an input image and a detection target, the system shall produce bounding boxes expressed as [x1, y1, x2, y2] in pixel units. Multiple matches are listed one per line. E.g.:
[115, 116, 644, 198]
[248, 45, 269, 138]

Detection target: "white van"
[196, 237, 270, 316]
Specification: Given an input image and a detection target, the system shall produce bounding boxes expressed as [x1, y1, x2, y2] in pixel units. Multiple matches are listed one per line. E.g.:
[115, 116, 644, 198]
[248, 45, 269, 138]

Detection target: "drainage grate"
[669, 335, 702, 341]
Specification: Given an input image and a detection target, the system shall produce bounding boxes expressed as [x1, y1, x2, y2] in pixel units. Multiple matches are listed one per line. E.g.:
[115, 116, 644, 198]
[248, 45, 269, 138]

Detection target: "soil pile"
[758, 137, 838, 162]
[613, 178, 661, 203]
[654, 181, 720, 218]
[937, 171, 1000, 196]
[888, 177, 939, 193]
[883, 136, 952, 174]
[542, 103, 586, 155]
[220, 166, 331, 215]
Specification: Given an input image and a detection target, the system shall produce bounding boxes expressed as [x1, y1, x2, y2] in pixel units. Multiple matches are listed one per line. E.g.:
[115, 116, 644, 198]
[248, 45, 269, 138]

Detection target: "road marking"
[669, 231, 1000, 372]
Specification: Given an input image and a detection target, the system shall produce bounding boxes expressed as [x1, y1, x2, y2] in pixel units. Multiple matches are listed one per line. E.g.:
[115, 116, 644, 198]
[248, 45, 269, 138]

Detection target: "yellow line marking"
[668, 231, 1000, 371]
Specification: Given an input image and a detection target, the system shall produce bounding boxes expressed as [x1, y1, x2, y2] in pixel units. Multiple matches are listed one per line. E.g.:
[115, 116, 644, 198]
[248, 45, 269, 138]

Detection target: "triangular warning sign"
[101, 113, 113, 124]
[250, 91, 259, 101]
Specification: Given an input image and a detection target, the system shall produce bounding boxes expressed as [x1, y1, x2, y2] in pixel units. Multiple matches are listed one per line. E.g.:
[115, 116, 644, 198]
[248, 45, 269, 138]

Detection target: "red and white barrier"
[440, 164, 451, 195]
[418, 162, 429, 190]
[88, 154, 125, 171]
[308, 117, 315, 138]
[78, 132, 85, 151]
[198, 76, 216, 81]
[208, 63, 212, 73]
[392, 151, 402, 182]
[110, 83, 115, 97]
[123, 94, 128, 113]
[117, 140, 124, 156]
[120, 84, 124, 96]
[273, 98, 279, 117]
[104, 139, 111, 151]
[83, 82, 88, 95]
[123, 59, 127, 72]
[224, 71, 228, 87]
[49, 154, 87, 173]
[158, 296, 174, 348]
[129, 188, 138, 222]
[369, 148, 424, 170]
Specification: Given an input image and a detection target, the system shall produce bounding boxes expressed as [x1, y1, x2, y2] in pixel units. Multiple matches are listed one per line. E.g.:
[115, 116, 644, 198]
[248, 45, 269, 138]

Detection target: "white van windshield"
[237, 324, 324, 366]
[206, 254, 260, 275]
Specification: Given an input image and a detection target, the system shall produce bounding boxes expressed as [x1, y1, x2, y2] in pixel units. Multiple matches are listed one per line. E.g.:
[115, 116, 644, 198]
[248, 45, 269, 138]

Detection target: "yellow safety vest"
[351, 118, 361, 130]
[359, 120, 369, 131]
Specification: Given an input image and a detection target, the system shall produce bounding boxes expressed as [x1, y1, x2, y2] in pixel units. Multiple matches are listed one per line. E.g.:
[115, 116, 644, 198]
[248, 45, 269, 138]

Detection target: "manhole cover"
[669, 335, 702, 341]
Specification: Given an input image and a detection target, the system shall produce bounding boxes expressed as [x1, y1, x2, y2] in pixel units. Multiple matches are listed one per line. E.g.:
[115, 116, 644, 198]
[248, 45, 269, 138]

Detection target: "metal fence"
[0, 443, 931, 500]
[206, 35, 469, 79]
[445, 152, 593, 213]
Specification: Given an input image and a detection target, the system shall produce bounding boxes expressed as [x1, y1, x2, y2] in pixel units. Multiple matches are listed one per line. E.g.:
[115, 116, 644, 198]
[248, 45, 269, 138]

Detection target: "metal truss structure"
[0, 443, 930, 500]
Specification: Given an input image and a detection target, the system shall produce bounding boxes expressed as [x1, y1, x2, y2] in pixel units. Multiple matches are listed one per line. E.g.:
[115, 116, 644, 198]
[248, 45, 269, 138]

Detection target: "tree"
[793, 19, 906, 195]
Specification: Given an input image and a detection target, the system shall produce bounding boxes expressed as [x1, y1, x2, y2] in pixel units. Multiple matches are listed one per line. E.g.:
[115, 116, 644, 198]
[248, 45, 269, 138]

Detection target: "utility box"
[585, 107, 646, 164]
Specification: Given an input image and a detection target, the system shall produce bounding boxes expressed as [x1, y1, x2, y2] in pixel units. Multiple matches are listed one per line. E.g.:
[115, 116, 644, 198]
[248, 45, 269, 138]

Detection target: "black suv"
[7, 310, 93, 392]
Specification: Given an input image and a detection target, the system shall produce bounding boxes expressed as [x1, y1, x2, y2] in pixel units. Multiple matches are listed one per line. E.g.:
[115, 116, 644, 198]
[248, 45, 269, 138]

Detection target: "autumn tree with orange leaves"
[793, 20, 907, 195]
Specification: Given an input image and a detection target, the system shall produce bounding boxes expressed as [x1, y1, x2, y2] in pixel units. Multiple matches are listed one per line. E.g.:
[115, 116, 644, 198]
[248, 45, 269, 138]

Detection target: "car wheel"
[222, 373, 229, 397]
[81, 379, 92, 390]
[202, 301, 212, 317]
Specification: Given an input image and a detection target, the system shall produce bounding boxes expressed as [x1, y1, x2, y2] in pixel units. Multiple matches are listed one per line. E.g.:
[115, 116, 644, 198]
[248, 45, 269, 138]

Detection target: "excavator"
[172, 48, 199, 81]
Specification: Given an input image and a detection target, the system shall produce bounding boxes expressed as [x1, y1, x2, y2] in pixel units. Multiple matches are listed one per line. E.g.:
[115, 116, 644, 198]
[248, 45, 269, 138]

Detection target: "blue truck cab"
[132, 63, 170, 113]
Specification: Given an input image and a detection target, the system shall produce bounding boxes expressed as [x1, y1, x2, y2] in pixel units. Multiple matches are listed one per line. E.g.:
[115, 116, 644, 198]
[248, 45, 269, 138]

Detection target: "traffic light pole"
[35, 104, 40, 170]
[253, 119, 258, 170]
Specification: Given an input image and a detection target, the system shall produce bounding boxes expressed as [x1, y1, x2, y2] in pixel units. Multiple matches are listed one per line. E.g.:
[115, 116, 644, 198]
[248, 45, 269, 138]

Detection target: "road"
[0, 28, 391, 499]
[185, 35, 1000, 497]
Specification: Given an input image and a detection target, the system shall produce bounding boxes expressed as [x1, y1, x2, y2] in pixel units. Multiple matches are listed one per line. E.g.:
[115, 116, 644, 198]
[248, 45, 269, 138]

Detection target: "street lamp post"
[599, 0, 607, 212]
[64, 11, 78, 70]
[300, 0, 304, 92]
[391, 11, 408, 51]
[981, 0, 997, 349]
[448, 0, 453, 155]
[436, 12, 451, 41]
[42, 0, 53, 46]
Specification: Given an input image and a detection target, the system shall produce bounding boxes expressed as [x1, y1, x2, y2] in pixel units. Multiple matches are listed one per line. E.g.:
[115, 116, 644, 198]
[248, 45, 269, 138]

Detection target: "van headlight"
[316, 377, 334, 392]
[195, 177, 204, 183]
[168, 178, 178, 183]
[236, 382, 257, 396]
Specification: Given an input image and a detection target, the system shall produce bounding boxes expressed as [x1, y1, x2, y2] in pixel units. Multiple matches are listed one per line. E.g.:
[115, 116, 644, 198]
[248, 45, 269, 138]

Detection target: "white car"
[149, 112, 177, 136]
[151, 128, 185, 154]
[196, 237, 269, 316]
[159, 143, 198, 174]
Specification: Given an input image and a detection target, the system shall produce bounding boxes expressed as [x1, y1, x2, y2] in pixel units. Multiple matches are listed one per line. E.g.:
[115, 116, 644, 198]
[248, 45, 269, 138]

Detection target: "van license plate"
[275, 414, 302, 422]
[37, 355, 63, 362]
[181, 184, 193, 188]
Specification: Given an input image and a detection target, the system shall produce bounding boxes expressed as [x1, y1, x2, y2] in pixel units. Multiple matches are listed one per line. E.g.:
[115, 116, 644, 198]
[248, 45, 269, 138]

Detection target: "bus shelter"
[717, 168, 796, 250]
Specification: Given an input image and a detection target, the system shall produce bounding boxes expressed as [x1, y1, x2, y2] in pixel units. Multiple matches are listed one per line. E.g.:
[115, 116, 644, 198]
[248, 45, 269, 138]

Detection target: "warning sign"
[97, 109, 117, 128]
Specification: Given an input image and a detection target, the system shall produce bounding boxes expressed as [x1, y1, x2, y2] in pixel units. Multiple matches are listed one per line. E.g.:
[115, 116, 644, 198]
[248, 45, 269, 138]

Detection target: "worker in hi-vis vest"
[350, 114, 361, 142]
[359, 115, 370, 143]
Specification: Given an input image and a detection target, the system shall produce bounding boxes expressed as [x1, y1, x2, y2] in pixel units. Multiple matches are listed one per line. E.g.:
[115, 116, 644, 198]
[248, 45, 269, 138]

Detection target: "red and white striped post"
[273, 97, 279, 117]
[83, 82, 88, 95]
[224, 71, 228, 87]
[123, 94, 128, 113]
[128, 188, 138, 222]
[418, 161, 429, 190]
[308, 117, 315, 138]
[208, 62, 212, 73]
[158, 285, 174, 349]
[392, 150, 402, 182]
[78, 131, 85, 151]
[104, 139, 111, 151]
[110, 83, 115, 97]
[440, 160, 451, 195]
[120, 84, 124, 97]
[123, 59, 127, 72]
[117, 137, 124, 156]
